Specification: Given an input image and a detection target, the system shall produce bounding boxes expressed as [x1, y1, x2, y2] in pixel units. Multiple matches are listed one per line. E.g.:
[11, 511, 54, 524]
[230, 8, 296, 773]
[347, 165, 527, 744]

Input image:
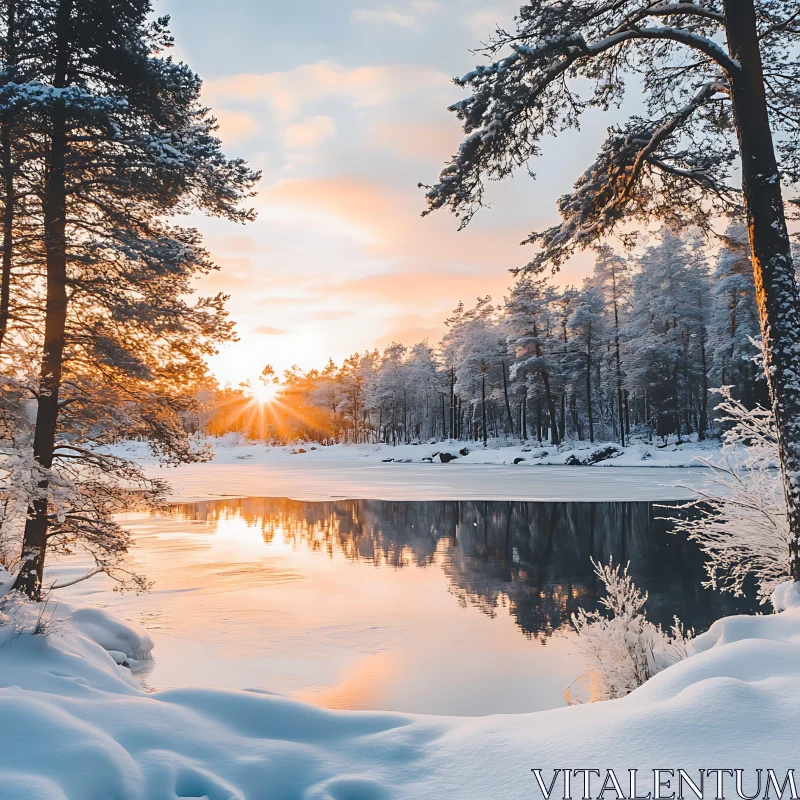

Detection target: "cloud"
[283, 116, 336, 149]
[203, 61, 452, 122]
[368, 119, 459, 160]
[461, 4, 518, 36]
[213, 109, 261, 143]
[351, 8, 418, 28]
[304, 309, 353, 321]
[254, 325, 291, 336]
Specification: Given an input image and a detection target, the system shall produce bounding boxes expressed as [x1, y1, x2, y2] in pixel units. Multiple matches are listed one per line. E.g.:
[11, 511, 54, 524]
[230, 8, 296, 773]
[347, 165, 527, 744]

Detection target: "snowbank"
[125, 434, 727, 469]
[108, 437, 726, 503]
[1, 578, 799, 799]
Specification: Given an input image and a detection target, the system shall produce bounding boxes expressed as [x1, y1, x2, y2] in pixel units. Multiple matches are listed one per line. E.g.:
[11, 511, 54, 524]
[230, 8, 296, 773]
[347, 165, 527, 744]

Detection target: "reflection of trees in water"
[170, 498, 758, 640]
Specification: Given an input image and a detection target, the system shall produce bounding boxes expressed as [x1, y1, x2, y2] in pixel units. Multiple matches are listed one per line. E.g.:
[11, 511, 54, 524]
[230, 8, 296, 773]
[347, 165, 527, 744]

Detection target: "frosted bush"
[671, 387, 789, 603]
[568, 559, 691, 703]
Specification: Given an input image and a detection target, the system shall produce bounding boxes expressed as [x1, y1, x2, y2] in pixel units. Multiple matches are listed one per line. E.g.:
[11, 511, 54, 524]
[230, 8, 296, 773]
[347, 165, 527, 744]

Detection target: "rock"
[422, 457, 433, 462]
[459, 447, 470, 456]
[513, 457, 526, 464]
[381, 458, 394, 462]
[439, 452, 458, 463]
[565, 455, 584, 466]
[586, 445, 621, 464]
[297, 448, 307, 454]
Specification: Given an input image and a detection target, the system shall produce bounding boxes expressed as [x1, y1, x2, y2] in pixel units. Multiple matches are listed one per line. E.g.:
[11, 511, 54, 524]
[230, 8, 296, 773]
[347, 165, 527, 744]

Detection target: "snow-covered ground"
[114, 435, 731, 503]
[1, 566, 798, 800]
[0, 437, 786, 798]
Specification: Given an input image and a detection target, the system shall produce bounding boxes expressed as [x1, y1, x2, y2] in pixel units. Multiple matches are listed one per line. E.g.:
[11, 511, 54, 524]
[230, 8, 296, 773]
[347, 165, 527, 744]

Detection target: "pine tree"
[709, 222, 764, 409]
[9, 0, 258, 598]
[506, 277, 561, 444]
[567, 281, 606, 444]
[593, 246, 632, 445]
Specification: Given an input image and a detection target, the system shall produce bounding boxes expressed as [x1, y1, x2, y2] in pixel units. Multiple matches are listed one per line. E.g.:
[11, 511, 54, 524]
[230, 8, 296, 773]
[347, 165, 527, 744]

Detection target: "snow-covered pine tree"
[0, 0, 43, 356]
[624, 229, 711, 441]
[593, 246, 632, 446]
[506, 277, 562, 444]
[566, 280, 606, 444]
[424, 0, 800, 579]
[709, 223, 765, 410]
[405, 341, 443, 442]
[9, 0, 258, 598]
[373, 343, 409, 445]
[442, 297, 506, 445]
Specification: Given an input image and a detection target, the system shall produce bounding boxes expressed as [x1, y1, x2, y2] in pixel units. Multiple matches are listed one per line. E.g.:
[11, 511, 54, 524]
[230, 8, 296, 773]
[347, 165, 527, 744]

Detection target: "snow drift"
[1, 573, 799, 799]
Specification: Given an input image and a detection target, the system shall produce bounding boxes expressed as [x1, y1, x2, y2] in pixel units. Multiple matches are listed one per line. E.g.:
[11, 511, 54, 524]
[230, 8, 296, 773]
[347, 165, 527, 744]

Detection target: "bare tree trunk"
[586, 335, 594, 444]
[481, 370, 487, 445]
[501, 361, 514, 437]
[612, 292, 625, 447]
[14, 0, 72, 598]
[522, 394, 527, 440]
[449, 365, 455, 439]
[724, 0, 800, 580]
[699, 328, 709, 441]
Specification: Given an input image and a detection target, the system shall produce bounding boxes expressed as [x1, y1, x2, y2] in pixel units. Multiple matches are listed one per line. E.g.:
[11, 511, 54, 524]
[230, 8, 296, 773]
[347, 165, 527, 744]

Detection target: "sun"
[248, 382, 281, 405]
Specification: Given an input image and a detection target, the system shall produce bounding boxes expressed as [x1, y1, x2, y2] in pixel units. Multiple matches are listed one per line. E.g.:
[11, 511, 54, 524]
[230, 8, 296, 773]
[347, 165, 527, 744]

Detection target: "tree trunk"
[699, 328, 709, 441]
[612, 298, 625, 447]
[481, 370, 487, 445]
[522, 394, 527, 440]
[724, 0, 800, 580]
[501, 361, 514, 437]
[539, 369, 560, 445]
[14, 0, 72, 598]
[624, 389, 631, 436]
[586, 337, 594, 444]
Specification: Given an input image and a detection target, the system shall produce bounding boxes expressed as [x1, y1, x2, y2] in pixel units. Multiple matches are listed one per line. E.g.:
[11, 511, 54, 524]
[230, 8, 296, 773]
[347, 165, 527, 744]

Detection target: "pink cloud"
[283, 116, 336, 149]
[203, 61, 452, 122]
[254, 325, 291, 336]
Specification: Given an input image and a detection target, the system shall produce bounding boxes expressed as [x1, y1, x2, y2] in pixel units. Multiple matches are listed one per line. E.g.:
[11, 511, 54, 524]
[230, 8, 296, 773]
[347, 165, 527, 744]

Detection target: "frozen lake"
[145, 457, 722, 503]
[56, 496, 757, 716]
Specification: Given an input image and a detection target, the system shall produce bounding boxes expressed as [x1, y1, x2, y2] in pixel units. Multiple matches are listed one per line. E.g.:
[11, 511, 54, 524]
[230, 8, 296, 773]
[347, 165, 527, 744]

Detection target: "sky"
[159, 0, 617, 388]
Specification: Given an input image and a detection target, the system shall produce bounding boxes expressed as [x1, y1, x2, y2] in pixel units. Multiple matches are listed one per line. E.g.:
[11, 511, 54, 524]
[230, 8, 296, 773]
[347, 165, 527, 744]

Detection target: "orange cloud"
[368, 119, 461, 160]
[254, 325, 291, 336]
[213, 109, 261, 143]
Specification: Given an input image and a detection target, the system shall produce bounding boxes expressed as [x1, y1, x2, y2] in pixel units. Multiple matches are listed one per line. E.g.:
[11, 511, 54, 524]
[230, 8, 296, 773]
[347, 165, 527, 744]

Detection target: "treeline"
[214, 225, 771, 446]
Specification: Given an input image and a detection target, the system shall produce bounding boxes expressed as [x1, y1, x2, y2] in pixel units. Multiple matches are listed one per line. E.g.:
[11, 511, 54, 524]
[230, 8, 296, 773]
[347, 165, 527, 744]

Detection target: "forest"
[209, 224, 774, 447]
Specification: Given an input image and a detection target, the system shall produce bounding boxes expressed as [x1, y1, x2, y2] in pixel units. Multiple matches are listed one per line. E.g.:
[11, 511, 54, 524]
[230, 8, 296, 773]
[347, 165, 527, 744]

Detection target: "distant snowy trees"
[0, 0, 258, 598]
[231, 227, 771, 448]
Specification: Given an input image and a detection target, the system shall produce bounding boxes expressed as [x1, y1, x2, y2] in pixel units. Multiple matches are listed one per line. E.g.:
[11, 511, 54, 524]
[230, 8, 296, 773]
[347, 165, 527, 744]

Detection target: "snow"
[1, 563, 799, 799]
[110, 435, 731, 503]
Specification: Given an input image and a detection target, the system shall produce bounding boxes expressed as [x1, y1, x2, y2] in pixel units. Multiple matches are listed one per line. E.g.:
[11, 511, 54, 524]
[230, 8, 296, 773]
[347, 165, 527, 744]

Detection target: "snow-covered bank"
[1, 574, 798, 799]
[110, 437, 729, 503]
